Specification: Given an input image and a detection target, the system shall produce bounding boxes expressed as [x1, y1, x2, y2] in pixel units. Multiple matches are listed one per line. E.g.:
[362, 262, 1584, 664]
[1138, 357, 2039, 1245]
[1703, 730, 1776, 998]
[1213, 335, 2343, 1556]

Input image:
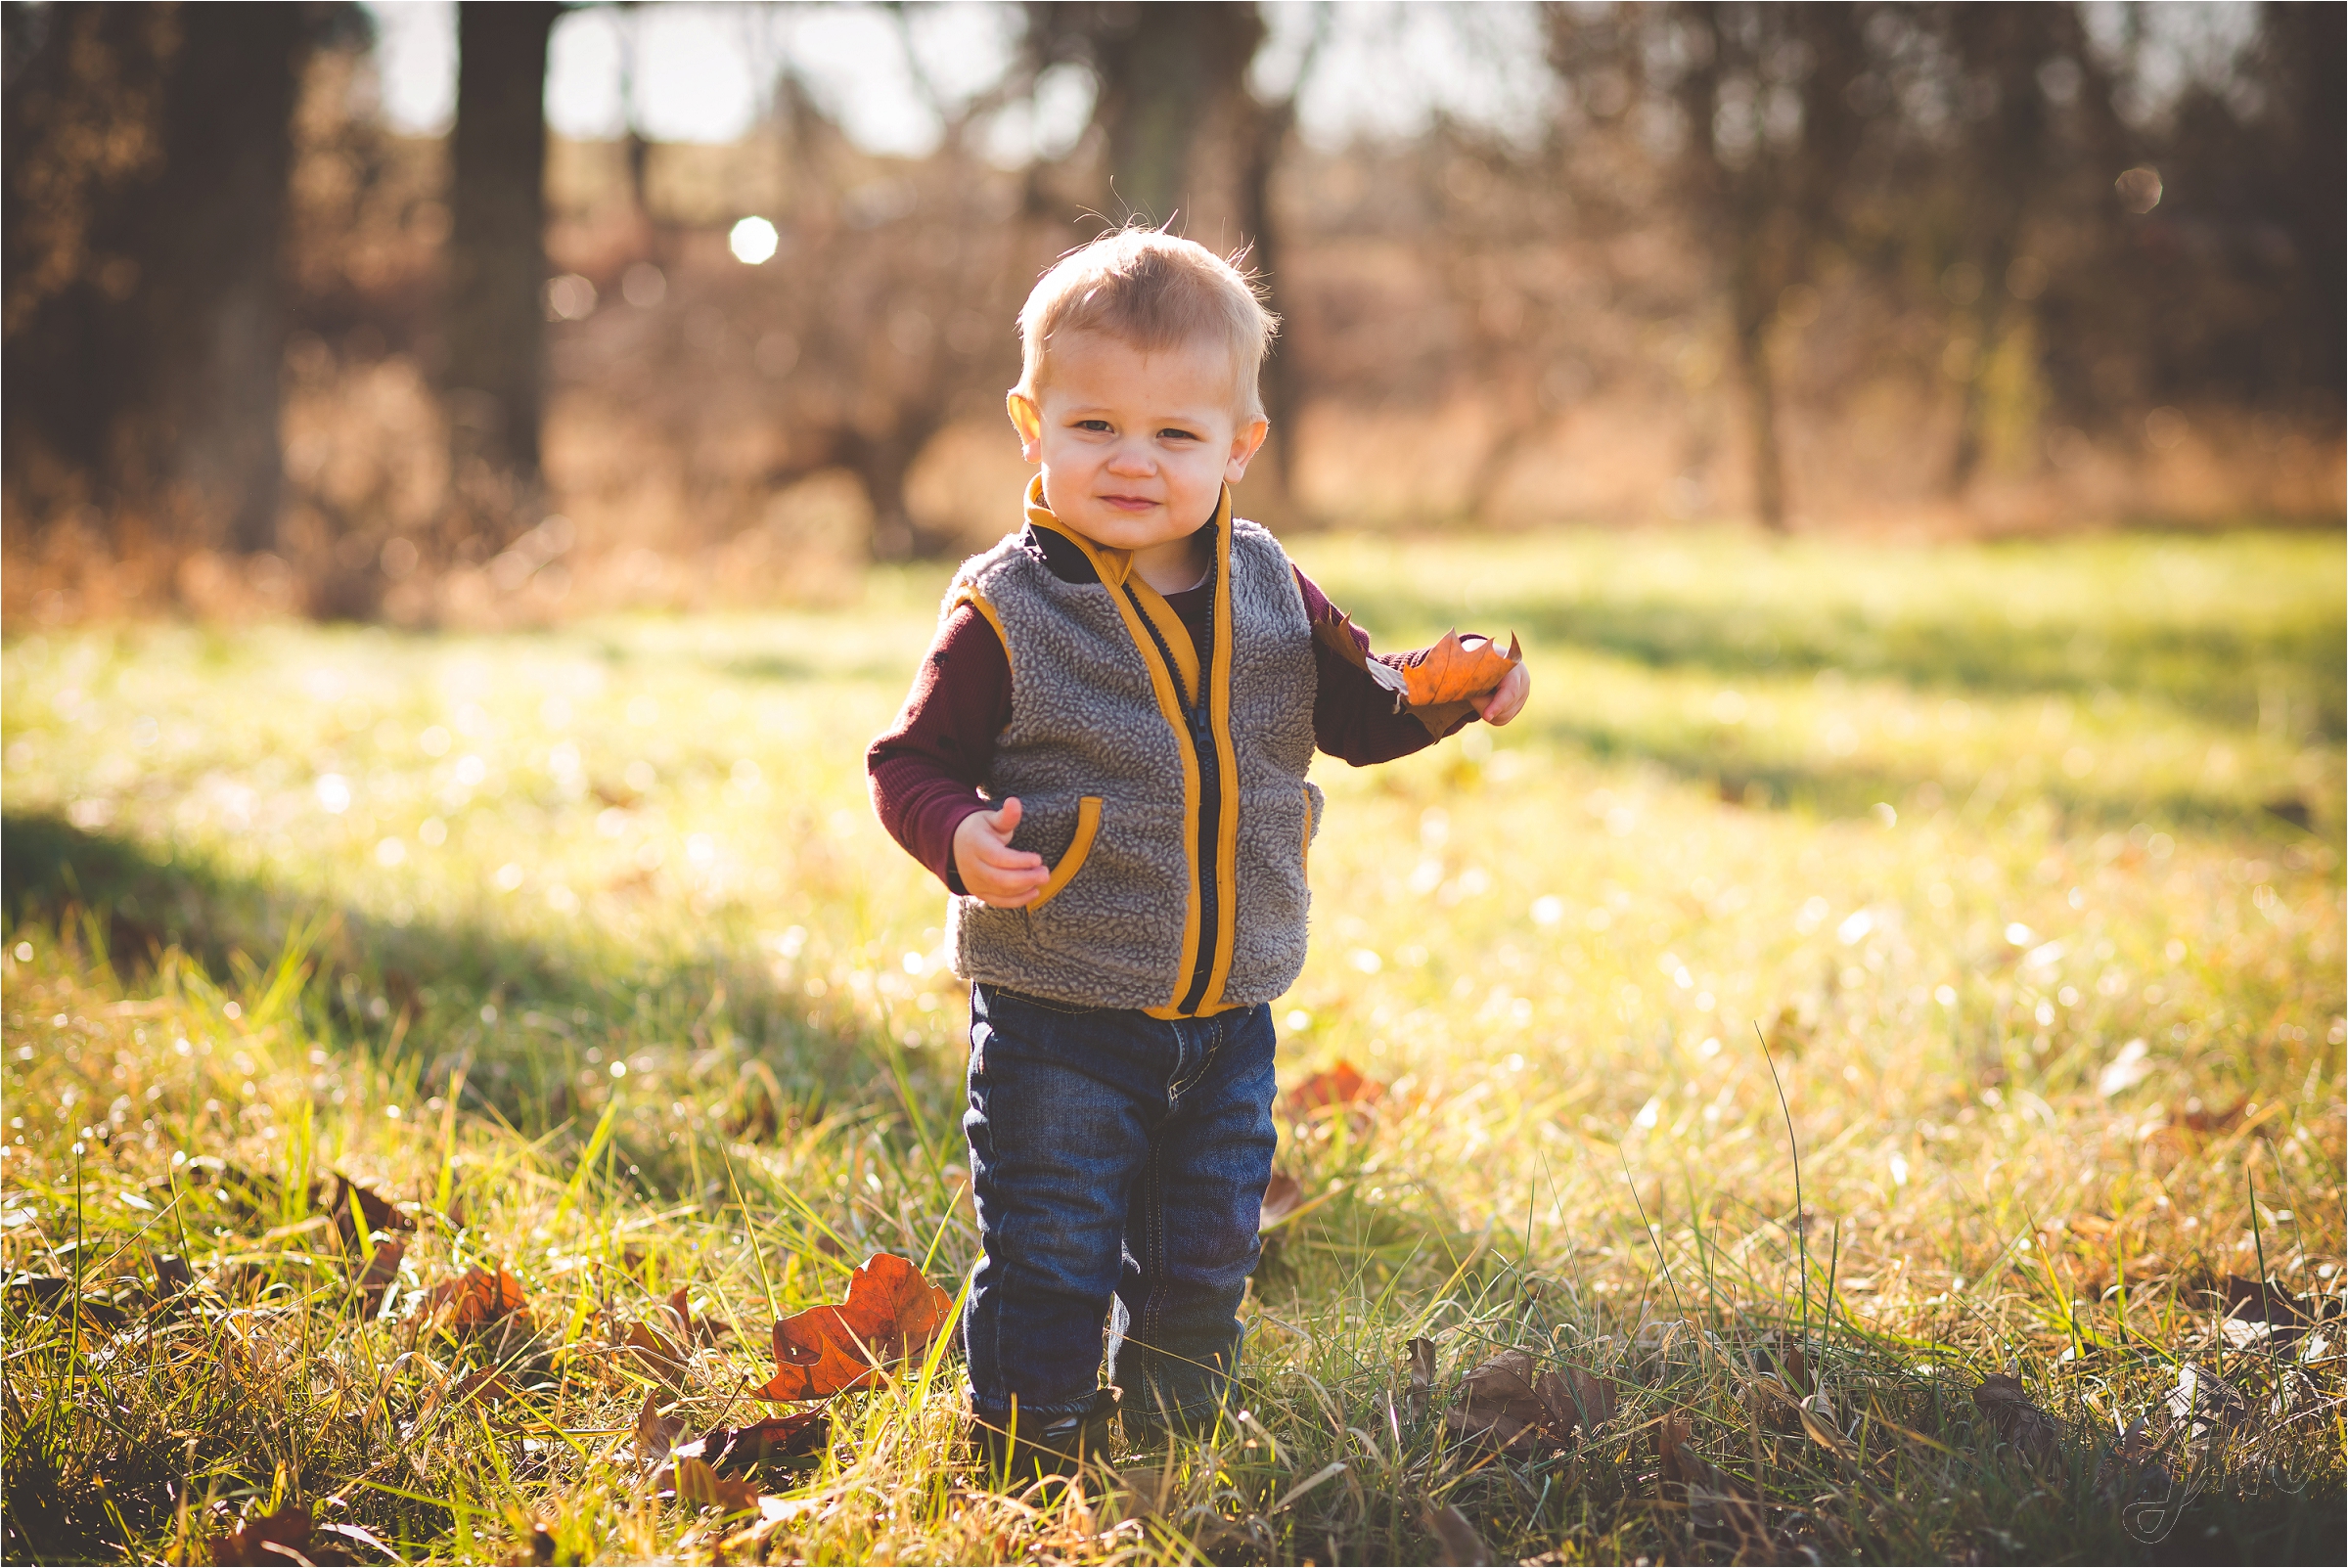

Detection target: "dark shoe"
[971, 1389, 1120, 1486]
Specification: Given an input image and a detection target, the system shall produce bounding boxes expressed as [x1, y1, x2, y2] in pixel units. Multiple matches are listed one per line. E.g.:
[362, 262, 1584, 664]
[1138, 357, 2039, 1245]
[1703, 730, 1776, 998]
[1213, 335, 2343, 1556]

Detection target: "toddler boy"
[868, 228, 1529, 1478]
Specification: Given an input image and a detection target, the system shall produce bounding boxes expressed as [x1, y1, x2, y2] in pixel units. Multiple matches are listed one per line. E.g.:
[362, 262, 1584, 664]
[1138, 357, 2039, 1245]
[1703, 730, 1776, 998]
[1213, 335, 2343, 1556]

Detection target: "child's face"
[1008, 331, 1269, 558]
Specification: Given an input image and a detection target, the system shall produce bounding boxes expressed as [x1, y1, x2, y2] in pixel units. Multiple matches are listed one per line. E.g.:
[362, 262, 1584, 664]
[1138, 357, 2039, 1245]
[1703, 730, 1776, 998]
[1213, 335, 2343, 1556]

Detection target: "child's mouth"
[1099, 494, 1159, 513]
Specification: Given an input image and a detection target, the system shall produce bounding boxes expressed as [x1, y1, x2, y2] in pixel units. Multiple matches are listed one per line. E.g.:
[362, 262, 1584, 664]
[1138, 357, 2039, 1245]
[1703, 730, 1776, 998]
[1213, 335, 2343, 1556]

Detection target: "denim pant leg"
[1113, 1003, 1279, 1424]
[962, 985, 1158, 1421]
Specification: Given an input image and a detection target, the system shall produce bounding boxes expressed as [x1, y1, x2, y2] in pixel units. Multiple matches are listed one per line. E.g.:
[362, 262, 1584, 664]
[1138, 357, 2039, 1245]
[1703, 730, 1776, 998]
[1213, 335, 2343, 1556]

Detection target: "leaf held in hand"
[753, 1252, 953, 1402]
[1972, 1372, 2062, 1467]
[1311, 609, 1410, 700]
[1401, 630, 1522, 710]
[209, 1504, 312, 1566]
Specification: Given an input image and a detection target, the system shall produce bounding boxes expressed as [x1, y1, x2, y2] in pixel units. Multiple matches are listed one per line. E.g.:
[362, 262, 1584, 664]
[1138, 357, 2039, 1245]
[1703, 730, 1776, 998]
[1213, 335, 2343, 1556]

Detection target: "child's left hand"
[1473, 659, 1531, 726]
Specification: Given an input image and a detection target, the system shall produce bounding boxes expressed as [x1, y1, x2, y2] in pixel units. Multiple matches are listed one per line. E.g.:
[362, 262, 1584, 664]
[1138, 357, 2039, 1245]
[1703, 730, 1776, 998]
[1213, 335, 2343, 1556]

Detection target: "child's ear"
[1224, 418, 1271, 483]
[1006, 391, 1043, 463]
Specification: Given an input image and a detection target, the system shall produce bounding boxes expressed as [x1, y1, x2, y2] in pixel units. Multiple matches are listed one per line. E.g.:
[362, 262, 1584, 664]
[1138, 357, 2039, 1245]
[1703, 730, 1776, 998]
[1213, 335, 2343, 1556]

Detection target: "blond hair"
[1016, 227, 1280, 424]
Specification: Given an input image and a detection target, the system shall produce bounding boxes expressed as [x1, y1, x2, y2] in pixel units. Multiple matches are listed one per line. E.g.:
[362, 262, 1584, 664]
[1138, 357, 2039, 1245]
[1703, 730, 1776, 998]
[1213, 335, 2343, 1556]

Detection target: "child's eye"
[1158, 426, 1199, 442]
[1074, 419, 1113, 433]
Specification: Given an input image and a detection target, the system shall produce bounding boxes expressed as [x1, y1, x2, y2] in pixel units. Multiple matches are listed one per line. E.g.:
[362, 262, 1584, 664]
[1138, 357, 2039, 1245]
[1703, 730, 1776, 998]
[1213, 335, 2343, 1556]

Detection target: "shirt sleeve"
[867, 604, 1013, 893]
[1296, 565, 1475, 767]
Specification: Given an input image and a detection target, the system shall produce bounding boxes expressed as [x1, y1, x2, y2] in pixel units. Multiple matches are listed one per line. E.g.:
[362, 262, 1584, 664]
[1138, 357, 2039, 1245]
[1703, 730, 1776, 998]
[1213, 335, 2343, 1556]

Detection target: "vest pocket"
[1300, 784, 1315, 880]
[1030, 795, 1103, 911]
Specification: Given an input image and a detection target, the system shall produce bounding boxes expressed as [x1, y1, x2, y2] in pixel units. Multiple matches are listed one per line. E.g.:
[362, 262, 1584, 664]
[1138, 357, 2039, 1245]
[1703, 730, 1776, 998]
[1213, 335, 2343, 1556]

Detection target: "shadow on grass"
[1527, 718, 2333, 841]
[1337, 580, 2347, 738]
[0, 811, 933, 1161]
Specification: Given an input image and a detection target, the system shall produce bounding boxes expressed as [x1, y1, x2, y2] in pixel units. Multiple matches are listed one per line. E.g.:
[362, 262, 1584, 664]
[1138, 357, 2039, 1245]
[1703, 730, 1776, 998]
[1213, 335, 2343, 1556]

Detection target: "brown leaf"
[752, 1252, 954, 1402]
[451, 1366, 515, 1405]
[353, 1238, 403, 1317]
[1972, 1372, 2061, 1467]
[422, 1265, 530, 1331]
[1564, 1365, 1617, 1430]
[1422, 1501, 1489, 1567]
[1287, 1061, 1385, 1116]
[1259, 1173, 1305, 1232]
[711, 1411, 831, 1469]
[666, 1456, 762, 1515]
[622, 1318, 690, 1385]
[1311, 609, 1411, 703]
[1656, 1415, 1769, 1548]
[2219, 1274, 2325, 1346]
[210, 1504, 313, 1565]
[1443, 1349, 1601, 1456]
[1403, 1336, 1437, 1425]
[1399, 629, 1522, 711]
[2096, 1415, 2175, 1504]
[636, 1390, 684, 1463]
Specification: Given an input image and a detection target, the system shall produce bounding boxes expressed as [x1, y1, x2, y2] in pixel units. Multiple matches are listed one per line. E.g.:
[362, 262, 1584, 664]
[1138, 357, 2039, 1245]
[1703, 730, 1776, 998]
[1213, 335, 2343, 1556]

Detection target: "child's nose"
[1105, 440, 1154, 474]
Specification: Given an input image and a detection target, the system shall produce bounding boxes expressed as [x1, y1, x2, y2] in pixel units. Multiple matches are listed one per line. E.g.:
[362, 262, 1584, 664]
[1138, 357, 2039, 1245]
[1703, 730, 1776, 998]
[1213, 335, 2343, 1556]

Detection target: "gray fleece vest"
[943, 489, 1323, 1012]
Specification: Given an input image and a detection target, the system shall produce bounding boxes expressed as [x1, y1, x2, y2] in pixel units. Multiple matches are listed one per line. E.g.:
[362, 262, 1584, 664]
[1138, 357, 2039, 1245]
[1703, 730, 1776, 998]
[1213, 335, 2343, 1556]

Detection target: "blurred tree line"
[2, 1, 2338, 621]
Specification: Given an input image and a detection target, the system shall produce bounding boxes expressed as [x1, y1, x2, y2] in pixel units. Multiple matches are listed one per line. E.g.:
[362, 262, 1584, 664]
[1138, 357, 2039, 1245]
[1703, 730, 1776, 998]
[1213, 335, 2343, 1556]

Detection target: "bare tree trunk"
[445, 1, 557, 542]
[1081, 2, 1265, 225]
[1, 2, 307, 554]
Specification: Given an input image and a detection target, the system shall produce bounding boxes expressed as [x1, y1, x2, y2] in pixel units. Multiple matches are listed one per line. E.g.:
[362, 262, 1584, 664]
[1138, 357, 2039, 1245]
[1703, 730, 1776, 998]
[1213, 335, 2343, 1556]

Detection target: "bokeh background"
[3, 0, 2340, 625]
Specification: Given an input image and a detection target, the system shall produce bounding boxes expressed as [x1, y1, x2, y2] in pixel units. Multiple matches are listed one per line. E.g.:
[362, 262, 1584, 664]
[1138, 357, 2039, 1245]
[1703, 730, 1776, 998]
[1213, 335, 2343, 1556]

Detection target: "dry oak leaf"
[1258, 1173, 1305, 1232]
[1972, 1372, 2061, 1467]
[1403, 1336, 1438, 1425]
[637, 1390, 686, 1463]
[753, 1252, 954, 1402]
[1422, 1501, 1489, 1567]
[664, 1456, 763, 1516]
[423, 1265, 530, 1330]
[1656, 1414, 1770, 1548]
[1286, 1060, 1385, 1116]
[1400, 630, 1522, 710]
[708, 1411, 831, 1469]
[354, 1238, 403, 1318]
[210, 1504, 313, 1565]
[1444, 1349, 1612, 1456]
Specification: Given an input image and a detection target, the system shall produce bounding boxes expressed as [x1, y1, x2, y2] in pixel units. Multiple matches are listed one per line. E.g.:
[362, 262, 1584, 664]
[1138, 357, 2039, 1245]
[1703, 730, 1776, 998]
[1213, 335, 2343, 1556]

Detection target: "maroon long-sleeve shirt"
[869, 544, 1468, 893]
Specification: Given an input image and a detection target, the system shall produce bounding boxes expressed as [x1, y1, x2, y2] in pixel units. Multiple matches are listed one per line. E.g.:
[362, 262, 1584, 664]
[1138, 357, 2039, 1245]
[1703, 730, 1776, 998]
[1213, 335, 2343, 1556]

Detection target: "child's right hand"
[954, 798, 1051, 908]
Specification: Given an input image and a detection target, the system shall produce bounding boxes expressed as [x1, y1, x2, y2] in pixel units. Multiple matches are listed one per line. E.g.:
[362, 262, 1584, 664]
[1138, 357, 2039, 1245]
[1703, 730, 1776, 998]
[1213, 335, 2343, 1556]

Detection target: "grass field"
[2, 526, 2342, 1565]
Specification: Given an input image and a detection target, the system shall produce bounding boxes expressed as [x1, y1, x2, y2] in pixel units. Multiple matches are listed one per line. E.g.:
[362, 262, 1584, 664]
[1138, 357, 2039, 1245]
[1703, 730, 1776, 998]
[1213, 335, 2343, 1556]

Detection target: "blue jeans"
[962, 983, 1278, 1428]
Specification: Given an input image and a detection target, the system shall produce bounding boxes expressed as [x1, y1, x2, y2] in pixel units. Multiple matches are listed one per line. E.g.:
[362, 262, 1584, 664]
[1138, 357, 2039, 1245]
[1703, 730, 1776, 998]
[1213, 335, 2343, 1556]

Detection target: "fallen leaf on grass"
[2164, 1362, 2248, 1435]
[705, 1411, 831, 1469]
[1422, 1501, 1489, 1566]
[2096, 1415, 2175, 1504]
[1443, 1349, 1612, 1456]
[2218, 1274, 2332, 1348]
[353, 1239, 402, 1317]
[210, 1504, 311, 1565]
[753, 1253, 953, 1402]
[450, 1366, 515, 1405]
[637, 1390, 685, 1463]
[1972, 1372, 2061, 1467]
[1656, 1414, 1769, 1549]
[423, 1266, 529, 1331]
[1259, 1174, 1304, 1231]
[1403, 1336, 1436, 1424]
[1286, 1061, 1384, 1117]
[664, 1456, 762, 1516]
